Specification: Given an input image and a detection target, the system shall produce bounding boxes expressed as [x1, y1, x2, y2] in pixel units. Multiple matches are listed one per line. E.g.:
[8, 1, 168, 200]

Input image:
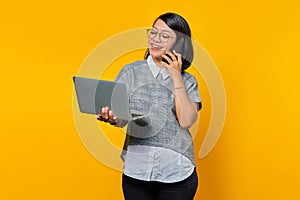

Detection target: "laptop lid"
[73, 76, 132, 120]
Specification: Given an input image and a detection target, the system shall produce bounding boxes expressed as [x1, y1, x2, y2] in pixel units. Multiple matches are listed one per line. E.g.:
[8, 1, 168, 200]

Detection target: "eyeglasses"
[147, 28, 175, 43]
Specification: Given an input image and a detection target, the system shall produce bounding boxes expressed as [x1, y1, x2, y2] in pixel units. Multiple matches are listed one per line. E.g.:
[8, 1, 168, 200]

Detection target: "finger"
[109, 110, 116, 120]
[173, 50, 182, 69]
[108, 110, 118, 125]
[162, 54, 172, 65]
[172, 50, 181, 57]
[96, 114, 101, 120]
[160, 60, 170, 68]
[102, 107, 109, 119]
[166, 51, 177, 61]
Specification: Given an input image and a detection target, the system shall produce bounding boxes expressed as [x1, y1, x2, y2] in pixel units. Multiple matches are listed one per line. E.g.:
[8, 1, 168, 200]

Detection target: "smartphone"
[162, 37, 185, 64]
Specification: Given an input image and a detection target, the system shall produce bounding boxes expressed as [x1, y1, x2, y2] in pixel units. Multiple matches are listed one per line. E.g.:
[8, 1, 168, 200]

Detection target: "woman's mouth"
[150, 43, 164, 50]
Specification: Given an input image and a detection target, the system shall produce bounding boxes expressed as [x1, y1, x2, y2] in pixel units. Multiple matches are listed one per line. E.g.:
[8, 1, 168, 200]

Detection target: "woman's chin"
[150, 51, 164, 60]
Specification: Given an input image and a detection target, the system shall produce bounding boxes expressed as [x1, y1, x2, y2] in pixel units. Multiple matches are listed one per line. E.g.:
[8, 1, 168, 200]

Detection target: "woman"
[97, 12, 201, 200]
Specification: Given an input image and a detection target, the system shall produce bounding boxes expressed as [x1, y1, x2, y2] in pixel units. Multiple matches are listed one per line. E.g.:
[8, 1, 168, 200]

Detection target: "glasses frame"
[147, 28, 176, 43]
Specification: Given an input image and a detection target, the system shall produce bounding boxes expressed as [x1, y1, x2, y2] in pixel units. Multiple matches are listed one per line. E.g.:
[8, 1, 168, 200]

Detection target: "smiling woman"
[96, 12, 202, 200]
[146, 19, 177, 64]
[145, 13, 194, 72]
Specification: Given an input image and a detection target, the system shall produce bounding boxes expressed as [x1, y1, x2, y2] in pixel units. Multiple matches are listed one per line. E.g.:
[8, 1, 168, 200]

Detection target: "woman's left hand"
[161, 50, 183, 81]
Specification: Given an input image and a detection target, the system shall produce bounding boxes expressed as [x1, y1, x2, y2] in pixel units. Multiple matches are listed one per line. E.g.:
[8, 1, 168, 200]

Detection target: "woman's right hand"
[96, 107, 117, 125]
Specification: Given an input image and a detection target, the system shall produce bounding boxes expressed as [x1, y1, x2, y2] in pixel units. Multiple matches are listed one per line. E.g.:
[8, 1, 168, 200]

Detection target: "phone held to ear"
[162, 37, 185, 64]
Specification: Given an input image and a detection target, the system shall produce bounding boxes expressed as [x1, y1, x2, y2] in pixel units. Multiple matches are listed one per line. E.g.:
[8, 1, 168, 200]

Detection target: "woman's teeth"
[151, 44, 162, 49]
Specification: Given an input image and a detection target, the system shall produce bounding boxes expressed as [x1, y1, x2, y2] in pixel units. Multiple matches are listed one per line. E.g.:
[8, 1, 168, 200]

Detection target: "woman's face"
[148, 19, 176, 62]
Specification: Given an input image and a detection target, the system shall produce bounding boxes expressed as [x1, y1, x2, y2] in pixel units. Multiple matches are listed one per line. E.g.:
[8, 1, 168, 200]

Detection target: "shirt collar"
[147, 56, 169, 80]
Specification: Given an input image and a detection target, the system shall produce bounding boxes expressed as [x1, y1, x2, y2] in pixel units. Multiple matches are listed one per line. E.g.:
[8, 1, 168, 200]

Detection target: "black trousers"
[122, 169, 198, 200]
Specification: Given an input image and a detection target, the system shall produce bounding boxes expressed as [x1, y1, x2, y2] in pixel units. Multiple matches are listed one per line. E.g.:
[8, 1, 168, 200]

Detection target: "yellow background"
[1, 0, 299, 199]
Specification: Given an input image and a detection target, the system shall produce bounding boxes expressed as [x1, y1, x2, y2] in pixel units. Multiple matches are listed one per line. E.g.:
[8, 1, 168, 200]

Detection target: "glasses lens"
[147, 29, 156, 39]
[160, 33, 170, 43]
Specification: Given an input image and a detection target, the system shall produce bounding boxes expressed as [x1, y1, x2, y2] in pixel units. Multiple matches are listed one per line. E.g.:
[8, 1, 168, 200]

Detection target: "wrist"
[173, 77, 184, 88]
[174, 86, 185, 90]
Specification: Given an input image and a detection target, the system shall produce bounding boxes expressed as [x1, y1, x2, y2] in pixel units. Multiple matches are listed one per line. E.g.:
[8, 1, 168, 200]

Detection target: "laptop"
[73, 76, 149, 124]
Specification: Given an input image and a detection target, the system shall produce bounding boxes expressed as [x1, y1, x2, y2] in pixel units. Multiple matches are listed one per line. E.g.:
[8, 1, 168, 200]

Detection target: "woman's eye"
[161, 34, 170, 39]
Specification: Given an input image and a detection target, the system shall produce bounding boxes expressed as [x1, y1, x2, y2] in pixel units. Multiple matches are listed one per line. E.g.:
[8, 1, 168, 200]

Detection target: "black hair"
[144, 12, 194, 71]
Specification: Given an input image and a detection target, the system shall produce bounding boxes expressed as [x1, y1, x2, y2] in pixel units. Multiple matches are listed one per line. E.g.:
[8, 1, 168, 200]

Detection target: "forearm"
[173, 78, 198, 129]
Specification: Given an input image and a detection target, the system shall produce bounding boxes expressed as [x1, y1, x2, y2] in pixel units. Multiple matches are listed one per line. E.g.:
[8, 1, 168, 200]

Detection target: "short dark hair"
[144, 12, 194, 71]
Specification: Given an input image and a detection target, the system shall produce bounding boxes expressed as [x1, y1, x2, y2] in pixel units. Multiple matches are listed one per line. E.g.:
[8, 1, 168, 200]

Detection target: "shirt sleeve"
[184, 74, 202, 111]
[115, 65, 129, 83]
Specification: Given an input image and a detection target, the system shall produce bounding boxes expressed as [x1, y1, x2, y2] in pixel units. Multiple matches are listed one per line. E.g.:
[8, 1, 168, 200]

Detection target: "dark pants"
[122, 169, 198, 200]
